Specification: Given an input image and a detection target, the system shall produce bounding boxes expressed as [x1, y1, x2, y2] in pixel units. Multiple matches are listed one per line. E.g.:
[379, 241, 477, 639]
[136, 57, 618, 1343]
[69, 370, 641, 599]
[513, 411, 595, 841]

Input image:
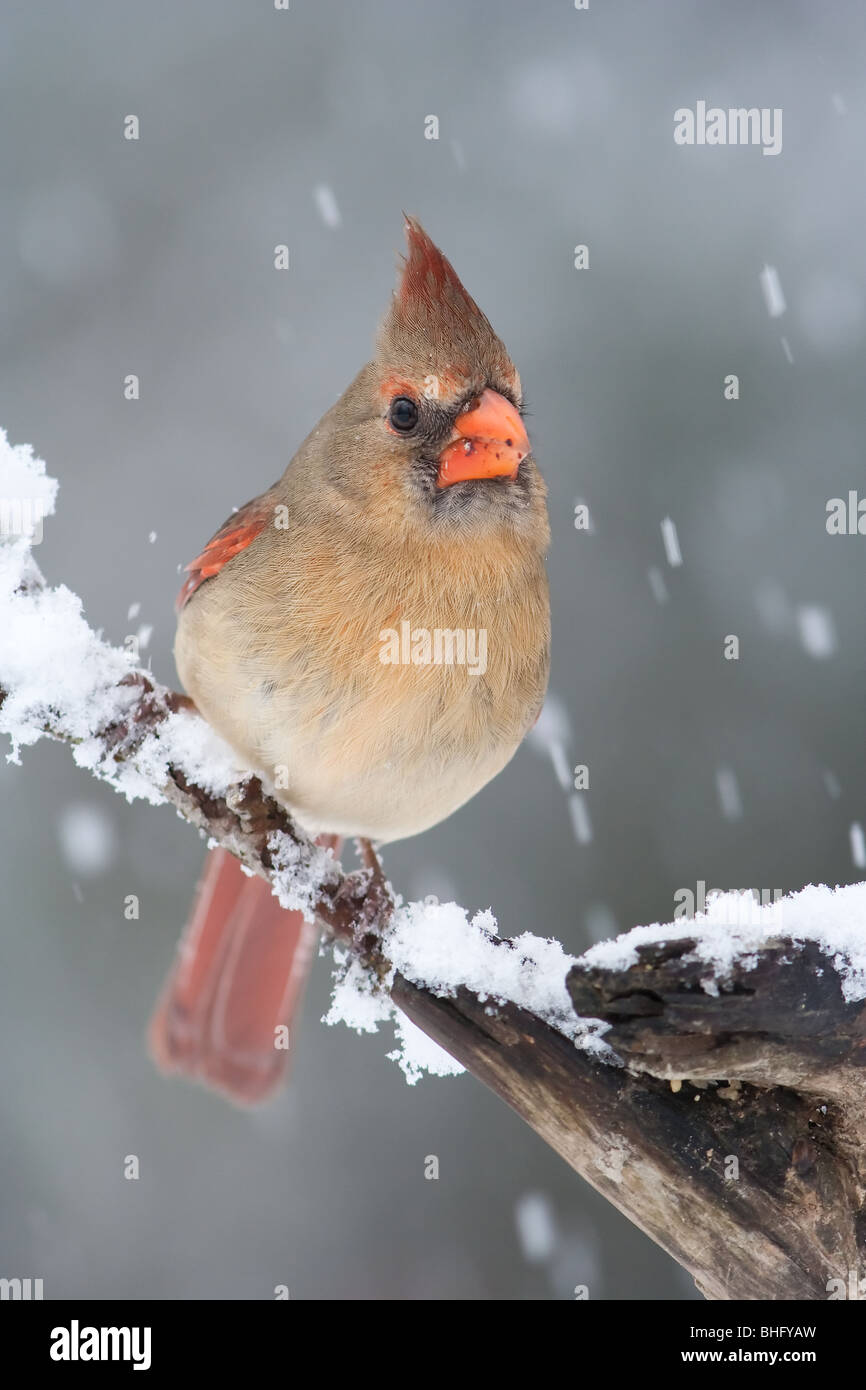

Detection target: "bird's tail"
[148, 839, 339, 1105]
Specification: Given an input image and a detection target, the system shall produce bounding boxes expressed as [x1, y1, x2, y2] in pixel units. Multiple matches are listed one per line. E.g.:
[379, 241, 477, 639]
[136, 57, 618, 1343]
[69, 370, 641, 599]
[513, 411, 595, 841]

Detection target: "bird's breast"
[175, 531, 549, 842]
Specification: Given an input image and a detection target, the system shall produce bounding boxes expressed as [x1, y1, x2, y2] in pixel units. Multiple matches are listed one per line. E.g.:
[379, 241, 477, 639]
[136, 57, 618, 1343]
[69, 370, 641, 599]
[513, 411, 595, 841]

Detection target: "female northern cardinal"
[149, 218, 550, 1103]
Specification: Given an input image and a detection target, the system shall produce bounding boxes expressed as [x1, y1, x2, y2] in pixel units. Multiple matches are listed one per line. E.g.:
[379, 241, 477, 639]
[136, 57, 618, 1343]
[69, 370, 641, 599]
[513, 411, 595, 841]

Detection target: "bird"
[149, 217, 550, 1104]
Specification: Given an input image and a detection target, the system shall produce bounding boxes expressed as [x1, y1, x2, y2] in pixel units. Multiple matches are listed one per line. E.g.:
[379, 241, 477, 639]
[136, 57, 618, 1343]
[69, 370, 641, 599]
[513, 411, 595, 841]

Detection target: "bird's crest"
[378, 217, 516, 394]
[396, 216, 483, 326]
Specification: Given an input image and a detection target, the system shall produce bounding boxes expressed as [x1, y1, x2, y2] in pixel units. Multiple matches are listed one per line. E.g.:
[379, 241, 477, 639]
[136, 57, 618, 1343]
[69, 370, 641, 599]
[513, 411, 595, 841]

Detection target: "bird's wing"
[176, 494, 274, 612]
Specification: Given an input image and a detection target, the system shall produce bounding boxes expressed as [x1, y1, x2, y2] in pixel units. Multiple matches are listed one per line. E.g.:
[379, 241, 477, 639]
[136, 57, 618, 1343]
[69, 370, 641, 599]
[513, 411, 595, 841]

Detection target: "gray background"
[1, 0, 865, 1300]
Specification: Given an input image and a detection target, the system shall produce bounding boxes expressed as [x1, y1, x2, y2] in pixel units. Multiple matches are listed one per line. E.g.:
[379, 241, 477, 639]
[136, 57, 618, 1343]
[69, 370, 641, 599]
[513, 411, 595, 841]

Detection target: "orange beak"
[436, 389, 530, 488]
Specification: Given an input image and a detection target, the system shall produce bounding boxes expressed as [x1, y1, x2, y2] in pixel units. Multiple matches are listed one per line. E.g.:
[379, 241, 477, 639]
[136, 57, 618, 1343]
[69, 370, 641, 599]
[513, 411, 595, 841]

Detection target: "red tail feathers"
[149, 839, 340, 1105]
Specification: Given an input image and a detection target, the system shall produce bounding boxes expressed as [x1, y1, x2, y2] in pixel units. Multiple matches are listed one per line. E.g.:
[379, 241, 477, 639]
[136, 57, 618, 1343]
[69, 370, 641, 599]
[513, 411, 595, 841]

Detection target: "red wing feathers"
[176, 496, 273, 612]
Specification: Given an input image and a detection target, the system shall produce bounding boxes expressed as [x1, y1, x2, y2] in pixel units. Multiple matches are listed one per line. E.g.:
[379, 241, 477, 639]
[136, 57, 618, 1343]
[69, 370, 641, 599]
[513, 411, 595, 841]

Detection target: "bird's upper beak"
[436, 389, 530, 488]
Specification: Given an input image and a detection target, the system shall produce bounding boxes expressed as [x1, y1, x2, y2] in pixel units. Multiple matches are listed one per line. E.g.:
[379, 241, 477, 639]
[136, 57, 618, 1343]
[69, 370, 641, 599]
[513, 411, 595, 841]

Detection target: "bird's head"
[323, 218, 547, 546]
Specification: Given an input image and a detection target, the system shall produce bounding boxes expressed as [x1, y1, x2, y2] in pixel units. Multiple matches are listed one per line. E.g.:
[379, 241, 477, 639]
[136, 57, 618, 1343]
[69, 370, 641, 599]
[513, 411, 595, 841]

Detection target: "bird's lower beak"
[436, 388, 530, 488]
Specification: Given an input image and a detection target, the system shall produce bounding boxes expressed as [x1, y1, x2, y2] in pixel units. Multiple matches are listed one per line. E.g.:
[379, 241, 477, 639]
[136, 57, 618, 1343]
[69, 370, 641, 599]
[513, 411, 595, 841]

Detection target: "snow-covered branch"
[3, 427, 866, 1300]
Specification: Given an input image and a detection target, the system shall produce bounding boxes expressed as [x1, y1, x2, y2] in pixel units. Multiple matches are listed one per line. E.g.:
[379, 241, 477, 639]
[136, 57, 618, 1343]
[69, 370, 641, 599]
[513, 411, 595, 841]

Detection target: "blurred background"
[1, 0, 865, 1300]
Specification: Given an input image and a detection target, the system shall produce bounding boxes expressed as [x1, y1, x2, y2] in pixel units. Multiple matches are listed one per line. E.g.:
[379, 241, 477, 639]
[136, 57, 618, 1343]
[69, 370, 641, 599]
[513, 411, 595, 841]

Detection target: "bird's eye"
[388, 396, 419, 433]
